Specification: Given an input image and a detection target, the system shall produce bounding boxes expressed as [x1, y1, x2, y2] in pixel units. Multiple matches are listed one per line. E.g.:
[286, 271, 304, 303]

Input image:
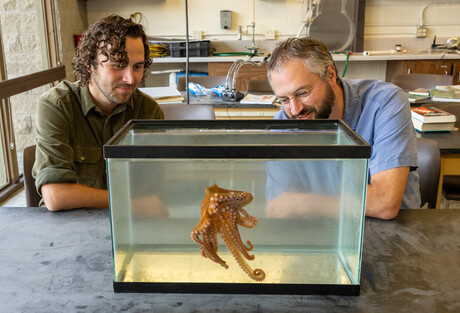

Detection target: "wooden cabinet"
[403, 60, 454, 75]
[386, 59, 460, 84]
[208, 62, 268, 91]
[213, 107, 278, 120]
[452, 62, 460, 84]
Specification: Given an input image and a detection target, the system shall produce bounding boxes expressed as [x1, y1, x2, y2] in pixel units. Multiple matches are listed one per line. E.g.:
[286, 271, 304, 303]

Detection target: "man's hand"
[266, 192, 340, 218]
[131, 195, 169, 218]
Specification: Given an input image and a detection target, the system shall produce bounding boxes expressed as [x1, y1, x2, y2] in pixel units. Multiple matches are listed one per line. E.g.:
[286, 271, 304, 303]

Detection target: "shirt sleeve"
[33, 93, 79, 195]
[368, 88, 418, 177]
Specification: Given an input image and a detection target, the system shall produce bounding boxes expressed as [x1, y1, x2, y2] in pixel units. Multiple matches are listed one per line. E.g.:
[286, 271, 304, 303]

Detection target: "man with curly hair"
[33, 15, 164, 211]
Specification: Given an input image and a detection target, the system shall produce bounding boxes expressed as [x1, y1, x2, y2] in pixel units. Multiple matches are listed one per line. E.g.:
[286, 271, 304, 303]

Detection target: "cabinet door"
[452, 61, 460, 84]
[208, 62, 267, 91]
[403, 60, 453, 75]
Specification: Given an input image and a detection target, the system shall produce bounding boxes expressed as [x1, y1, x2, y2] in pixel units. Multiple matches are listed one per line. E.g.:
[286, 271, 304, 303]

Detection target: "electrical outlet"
[265, 29, 275, 40]
[193, 31, 202, 40]
[416, 26, 427, 38]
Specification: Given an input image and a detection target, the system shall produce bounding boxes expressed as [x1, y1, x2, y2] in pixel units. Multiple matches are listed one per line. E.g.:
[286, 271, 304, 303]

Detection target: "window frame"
[0, 0, 62, 203]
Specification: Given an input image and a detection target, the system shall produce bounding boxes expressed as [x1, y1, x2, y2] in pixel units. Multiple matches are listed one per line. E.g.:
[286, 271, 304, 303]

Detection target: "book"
[435, 85, 460, 92]
[430, 88, 460, 103]
[240, 93, 276, 105]
[408, 88, 430, 96]
[139, 86, 185, 104]
[411, 106, 457, 123]
[412, 118, 455, 132]
[406, 92, 430, 104]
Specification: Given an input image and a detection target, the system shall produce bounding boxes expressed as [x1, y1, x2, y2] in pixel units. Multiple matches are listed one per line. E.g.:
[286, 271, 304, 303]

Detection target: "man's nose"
[122, 68, 135, 84]
[289, 98, 304, 116]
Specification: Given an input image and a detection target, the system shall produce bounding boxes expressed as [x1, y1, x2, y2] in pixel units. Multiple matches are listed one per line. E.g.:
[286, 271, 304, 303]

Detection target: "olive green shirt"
[33, 80, 164, 202]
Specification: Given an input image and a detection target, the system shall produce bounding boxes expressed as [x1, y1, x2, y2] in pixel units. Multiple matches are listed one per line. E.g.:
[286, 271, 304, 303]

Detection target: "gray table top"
[1, 207, 459, 313]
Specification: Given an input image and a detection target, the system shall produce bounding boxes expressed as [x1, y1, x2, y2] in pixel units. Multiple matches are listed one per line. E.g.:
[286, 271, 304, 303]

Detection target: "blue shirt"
[269, 78, 421, 209]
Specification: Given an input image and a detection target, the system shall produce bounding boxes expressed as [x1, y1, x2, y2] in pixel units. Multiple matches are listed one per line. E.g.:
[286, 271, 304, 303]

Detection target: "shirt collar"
[339, 77, 361, 130]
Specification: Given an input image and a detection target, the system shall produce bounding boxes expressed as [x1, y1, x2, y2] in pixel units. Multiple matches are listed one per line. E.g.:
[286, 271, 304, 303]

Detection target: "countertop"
[1, 207, 459, 313]
[152, 52, 460, 63]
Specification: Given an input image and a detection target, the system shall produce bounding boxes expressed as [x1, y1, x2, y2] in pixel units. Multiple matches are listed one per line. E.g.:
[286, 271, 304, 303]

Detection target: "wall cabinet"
[452, 62, 460, 84]
[386, 60, 460, 84]
[213, 107, 278, 120]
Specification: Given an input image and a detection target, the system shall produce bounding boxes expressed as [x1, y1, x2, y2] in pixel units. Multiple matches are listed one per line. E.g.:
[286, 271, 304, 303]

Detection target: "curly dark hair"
[73, 14, 152, 86]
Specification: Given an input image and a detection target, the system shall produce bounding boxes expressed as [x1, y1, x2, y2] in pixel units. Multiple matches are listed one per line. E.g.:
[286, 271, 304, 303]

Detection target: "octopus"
[191, 184, 266, 282]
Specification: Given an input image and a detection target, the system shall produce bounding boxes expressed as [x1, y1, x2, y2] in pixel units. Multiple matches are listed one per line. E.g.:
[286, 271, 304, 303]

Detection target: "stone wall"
[0, 0, 46, 173]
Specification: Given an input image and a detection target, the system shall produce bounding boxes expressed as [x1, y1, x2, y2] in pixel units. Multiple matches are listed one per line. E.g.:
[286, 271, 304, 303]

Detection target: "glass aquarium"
[104, 120, 370, 295]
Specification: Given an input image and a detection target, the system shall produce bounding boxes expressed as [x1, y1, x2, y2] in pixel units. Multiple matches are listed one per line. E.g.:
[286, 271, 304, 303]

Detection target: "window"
[0, 0, 59, 202]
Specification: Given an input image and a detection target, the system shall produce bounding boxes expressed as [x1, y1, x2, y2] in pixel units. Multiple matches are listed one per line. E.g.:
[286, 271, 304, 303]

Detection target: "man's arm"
[41, 183, 108, 212]
[41, 183, 171, 217]
[365, 166, 410, 220]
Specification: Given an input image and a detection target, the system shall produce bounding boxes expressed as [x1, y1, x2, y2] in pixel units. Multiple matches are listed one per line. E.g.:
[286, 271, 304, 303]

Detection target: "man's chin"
[113, 93, 132, 104]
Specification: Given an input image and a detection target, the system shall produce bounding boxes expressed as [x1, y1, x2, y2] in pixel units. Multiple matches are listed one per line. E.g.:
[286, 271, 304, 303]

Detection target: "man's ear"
[325, 64, 338, 84]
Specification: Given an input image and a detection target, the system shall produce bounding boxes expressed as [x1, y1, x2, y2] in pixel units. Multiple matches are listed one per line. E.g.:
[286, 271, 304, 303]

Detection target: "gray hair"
[267, 37, 338, 86]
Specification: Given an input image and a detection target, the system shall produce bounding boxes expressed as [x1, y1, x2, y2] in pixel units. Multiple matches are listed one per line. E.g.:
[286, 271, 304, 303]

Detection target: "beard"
[92, 70, 135, 105]
[287, 81, 336, 119]
[315, 82, 335, 119]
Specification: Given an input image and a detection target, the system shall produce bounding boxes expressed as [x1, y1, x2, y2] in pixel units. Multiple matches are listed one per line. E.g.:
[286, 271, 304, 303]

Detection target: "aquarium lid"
[103, 119, 371, 159]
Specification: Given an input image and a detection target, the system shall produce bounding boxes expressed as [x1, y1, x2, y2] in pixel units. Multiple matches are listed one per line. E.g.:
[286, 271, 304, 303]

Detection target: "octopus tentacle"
[191, 217, 227, 268]
[219, 209, 249, 247]
[237, 207, 258, 228]
[221, 213, 254, 254]
[218, 214, 255, 260]
[221, 226, 266, 282]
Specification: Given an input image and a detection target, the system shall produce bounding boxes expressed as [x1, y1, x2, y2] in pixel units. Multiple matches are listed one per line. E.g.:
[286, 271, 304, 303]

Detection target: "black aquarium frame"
[104, 119, 371, 160]
[114, 281, 360, 295]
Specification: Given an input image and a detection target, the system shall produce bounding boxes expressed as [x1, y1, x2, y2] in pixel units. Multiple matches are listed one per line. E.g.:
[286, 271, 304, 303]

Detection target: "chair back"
[431, 103, 460, 128]
[417, 137, 441, 208]
[391, 73, 453, 90]
[176, 76, 227, 91]
[247, 79, 272, 93]
[159, 103, 215, 120]
[23, 145, 41, 207]
[432, 103, 460, 205]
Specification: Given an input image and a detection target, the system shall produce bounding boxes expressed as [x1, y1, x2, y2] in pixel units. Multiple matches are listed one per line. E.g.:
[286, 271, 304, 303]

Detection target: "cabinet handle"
[440, 65, 448, 75]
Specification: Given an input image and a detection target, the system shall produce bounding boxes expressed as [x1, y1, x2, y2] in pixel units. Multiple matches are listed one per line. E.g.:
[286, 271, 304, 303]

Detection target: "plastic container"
[168, 40, 212, 57]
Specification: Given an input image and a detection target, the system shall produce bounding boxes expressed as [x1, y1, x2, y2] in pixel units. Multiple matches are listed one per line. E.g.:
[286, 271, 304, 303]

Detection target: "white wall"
[87, 0, 310, 40]
[86, 0, 460, 52]
[364, 0, 460, 51]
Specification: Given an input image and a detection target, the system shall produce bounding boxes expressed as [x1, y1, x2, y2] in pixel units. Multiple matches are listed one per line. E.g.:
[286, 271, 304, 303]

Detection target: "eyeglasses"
[273, 86, 314, 108]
